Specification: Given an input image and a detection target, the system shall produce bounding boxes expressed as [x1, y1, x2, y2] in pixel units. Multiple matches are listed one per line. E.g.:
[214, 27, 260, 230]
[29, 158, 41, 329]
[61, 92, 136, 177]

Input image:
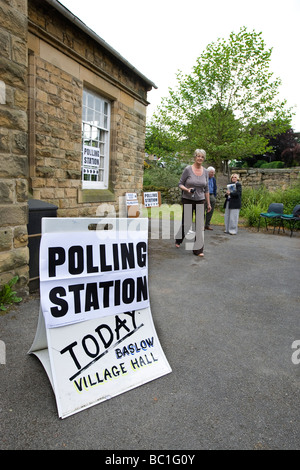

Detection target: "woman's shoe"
[193, 251, 204, 257]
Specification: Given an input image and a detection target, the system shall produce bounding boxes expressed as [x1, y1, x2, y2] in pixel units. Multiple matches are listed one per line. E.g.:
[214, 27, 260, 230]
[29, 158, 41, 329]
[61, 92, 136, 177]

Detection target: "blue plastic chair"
[258, 203, 284, 233]
[280, 204, 300, 237]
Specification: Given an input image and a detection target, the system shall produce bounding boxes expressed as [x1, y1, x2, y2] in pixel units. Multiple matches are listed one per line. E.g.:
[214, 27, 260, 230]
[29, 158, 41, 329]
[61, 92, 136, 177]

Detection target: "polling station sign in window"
[29, 218, 171, 418]
[82, 145, 100, 179]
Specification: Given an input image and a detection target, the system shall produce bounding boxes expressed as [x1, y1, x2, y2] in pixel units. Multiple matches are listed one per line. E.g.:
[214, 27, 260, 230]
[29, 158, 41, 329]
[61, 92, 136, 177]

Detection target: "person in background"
[205, 166, 217, 230]
[175, 149, 211, 257]
[224, 173, 242, 235]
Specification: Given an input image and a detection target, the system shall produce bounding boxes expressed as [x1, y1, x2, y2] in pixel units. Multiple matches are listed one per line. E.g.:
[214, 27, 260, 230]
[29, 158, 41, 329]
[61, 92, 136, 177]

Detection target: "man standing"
[205, 166, 217, 230]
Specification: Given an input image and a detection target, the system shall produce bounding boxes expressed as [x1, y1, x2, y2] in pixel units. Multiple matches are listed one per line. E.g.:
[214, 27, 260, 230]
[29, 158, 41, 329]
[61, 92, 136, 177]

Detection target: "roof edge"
[44, 0, 158, 89]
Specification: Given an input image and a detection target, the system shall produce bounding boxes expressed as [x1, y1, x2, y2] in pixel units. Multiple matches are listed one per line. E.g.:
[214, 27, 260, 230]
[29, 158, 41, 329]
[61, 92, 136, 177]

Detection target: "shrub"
[253, 160, 266, 168]
[278, 186, 300, 213]
[260, 161, 284, 169]
[242, 205, 264, 226]
[143, 167, 179, 189]
[240, 184, 300, 226]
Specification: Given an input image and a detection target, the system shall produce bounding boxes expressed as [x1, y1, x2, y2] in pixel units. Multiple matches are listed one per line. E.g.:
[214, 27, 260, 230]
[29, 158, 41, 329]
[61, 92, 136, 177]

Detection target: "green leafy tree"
[145, 122, 177, 158]
[153, 26, 294, 170]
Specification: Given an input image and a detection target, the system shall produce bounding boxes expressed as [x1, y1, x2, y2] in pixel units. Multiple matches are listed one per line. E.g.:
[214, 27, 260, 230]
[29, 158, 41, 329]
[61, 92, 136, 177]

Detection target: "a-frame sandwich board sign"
[29, 217, 172, 419]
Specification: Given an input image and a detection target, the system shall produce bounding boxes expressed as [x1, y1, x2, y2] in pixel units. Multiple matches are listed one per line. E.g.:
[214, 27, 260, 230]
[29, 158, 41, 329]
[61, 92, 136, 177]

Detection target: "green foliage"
[0, 276, 22, 311]
[242, 205, 263, 227]
[253, 159, 266, 167]
[250, 160, 284, 168]
[143, 166, 180, 189]
[260, 161, 284, 168]
[240, 184, 300, 226]
[277, 185, 300, 213]
[153, 26, 293, 168]
[145, 122, 178, 158]
[143, 157, 300, 230]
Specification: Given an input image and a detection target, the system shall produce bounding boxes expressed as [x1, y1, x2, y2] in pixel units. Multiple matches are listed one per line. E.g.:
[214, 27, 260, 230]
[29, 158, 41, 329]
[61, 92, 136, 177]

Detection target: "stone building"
[0, 0, 156, 294]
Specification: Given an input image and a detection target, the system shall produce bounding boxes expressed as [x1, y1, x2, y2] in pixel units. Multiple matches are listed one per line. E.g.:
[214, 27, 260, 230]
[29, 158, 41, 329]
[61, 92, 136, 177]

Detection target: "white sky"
[59, 0, 300, 131]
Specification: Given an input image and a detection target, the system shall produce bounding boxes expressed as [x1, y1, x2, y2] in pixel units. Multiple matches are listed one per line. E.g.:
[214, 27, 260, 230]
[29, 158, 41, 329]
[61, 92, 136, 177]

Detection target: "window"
[82, 89, 111, 189]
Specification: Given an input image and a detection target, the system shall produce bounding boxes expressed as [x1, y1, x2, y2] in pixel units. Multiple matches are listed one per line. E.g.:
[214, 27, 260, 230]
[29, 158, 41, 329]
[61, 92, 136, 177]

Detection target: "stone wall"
[0, 0, 154, 293]
[0, 0, 29, 292]
[165, 168, 300, 208]
[28, 52, 83, 215]
[230, 167, 300, 191]
[27, 0, 150, 217]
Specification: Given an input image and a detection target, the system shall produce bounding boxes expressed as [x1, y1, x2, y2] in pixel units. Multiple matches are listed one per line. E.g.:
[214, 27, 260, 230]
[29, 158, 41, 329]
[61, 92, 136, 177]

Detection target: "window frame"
[81, 89, 111, 190]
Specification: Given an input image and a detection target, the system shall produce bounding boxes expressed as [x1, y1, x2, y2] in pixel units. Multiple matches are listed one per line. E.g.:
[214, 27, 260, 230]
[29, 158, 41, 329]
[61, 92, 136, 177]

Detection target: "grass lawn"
[141, 205, 246, 227]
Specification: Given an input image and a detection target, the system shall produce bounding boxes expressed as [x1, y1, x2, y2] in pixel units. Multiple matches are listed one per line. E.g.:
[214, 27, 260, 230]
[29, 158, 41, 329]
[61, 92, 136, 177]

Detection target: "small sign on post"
[143, 191, 161, 208]
[29, 217, 171, 419]
[126, 192, 140, 218]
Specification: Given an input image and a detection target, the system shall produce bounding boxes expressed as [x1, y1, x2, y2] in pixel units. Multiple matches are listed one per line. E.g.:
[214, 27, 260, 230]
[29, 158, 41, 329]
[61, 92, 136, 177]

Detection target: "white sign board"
[143, 191, 160, 208]
[29, 218, 171, 419]
[126, 193, 139, 218]
[82, 145, 100, 177]
[125, 192, 139, 206]
[39, 231, 149, 329]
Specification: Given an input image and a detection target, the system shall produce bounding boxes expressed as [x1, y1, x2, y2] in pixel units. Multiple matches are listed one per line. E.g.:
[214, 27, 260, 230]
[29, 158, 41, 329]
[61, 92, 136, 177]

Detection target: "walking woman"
[175, 149, 211, 257]
[224, 173, 242, 234]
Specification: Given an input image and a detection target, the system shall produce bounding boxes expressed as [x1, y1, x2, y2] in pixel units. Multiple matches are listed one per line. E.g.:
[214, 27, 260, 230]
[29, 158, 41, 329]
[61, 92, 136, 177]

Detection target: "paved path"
[0, 224, 299, 450]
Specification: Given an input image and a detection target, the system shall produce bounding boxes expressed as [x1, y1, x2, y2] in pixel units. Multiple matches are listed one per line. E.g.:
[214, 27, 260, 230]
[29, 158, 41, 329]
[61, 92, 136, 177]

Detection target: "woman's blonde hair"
[194, 149, 206, 159]
[231, 173, 239, 181]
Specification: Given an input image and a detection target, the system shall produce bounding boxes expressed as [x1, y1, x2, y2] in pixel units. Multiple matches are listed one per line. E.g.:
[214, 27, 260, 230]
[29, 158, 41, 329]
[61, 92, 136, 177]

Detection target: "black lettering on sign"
[68, 284, 84, 313]
[85, 282, 99, 311]
[99, 244, 112, 272]
[68, 246, 84, 275]
[48, 277, 148, 318]
[136, 242, 147, 267]
[59, 311, 144, 380]
[49, 286, 68, 317]
[120, 243, 135, 269]
[48, 247, 65, 277]
[73, 362, 128, 392]
[47, 242, 147, 277]
[87, 245, 98, 273]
